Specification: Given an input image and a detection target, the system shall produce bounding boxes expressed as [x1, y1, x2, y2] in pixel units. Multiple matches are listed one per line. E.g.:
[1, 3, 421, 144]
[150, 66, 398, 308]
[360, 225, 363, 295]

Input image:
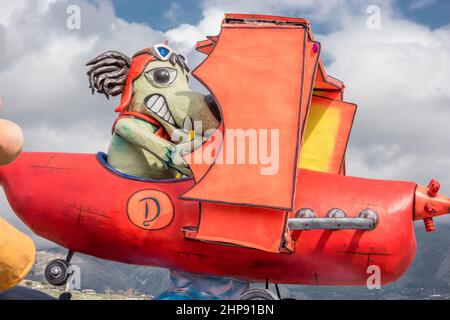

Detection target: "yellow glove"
[0, 218, 36, 291]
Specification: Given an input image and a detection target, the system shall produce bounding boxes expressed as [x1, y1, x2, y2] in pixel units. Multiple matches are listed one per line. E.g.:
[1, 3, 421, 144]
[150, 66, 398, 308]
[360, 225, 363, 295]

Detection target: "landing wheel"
[58, 292, 72, 300]
[45, 259, 71, 286]
[238, 288, 279, 300]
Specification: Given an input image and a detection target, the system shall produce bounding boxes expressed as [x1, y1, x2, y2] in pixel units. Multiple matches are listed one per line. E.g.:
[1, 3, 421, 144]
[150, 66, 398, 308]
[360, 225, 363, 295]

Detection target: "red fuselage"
[0, 152, 417, 285]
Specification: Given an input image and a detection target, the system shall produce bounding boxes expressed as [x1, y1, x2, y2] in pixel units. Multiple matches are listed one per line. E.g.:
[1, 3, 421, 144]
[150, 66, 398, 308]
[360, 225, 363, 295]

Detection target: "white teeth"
[151, 97, 165, 113]
[146, 94, 176, 126]
[156, 103, 168, 118]
[146, 95, 159, 108]
[147, 95, 159, 105]
[163, 112, 171, 121]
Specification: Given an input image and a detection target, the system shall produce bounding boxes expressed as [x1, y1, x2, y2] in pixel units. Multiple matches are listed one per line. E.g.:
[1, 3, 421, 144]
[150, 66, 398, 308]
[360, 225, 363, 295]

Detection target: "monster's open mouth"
[145, 94, 176, 126]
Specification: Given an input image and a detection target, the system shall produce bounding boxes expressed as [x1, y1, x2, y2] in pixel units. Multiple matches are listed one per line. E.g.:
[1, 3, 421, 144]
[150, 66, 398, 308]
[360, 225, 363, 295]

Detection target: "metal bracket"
[288, 217, 376, 231]
[289, 208, 379, 231]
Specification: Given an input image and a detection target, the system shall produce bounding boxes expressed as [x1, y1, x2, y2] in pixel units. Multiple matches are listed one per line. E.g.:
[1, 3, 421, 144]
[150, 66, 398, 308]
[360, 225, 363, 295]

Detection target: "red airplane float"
[1, 14, 449, 298]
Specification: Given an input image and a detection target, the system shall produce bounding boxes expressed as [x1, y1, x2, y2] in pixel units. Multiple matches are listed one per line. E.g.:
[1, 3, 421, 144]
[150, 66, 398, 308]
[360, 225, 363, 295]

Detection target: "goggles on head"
[151, 43, 173, 61]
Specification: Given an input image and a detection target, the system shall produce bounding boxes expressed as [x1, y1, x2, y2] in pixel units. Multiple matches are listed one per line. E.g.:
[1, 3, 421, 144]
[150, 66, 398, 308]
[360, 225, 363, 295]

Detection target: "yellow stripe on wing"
[299, 98, 341, 172]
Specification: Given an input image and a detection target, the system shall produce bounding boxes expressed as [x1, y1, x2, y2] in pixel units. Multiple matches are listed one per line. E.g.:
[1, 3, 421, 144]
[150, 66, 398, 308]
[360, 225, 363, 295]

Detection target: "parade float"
[1, 14, 449, 299]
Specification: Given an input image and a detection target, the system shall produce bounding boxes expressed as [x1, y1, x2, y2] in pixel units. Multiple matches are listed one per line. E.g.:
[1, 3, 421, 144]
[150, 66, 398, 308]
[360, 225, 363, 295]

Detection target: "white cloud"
[164, 2, 182, 22]
[165, 7, 223, 55]
[318, 15, 450, 189]
[0, 0, 165, 247]
[0, 0, 27, 26]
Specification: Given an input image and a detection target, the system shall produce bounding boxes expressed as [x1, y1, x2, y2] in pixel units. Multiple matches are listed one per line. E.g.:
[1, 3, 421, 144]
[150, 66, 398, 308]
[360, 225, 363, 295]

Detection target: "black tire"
[238, 289, 279, 300]
[58, 292, 72, 300]
[45, 259, 70, 286]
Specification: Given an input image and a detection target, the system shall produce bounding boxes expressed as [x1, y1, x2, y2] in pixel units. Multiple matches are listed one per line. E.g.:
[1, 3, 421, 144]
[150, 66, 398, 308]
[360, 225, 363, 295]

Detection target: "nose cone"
[414, 180, 450, 232]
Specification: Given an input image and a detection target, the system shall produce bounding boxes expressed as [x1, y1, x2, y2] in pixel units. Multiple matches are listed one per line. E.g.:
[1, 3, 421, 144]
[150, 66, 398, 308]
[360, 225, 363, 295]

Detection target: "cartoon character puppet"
[86, 44, 220, 179]
[86, 45, 247, 299]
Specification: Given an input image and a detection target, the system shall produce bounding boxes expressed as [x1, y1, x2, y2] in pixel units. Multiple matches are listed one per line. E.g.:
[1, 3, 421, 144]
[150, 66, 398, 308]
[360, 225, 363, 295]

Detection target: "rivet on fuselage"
[295, 208, 316, 218]
[358, 208, 379, 227]
[326, 208, 347, 218]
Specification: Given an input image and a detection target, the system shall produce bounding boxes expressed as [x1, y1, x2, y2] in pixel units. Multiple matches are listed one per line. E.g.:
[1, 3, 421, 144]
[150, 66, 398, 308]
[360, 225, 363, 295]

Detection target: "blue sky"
[111, 0, 203, 30]
[395, 0, 450, 28]
[109, 0, 450, 31]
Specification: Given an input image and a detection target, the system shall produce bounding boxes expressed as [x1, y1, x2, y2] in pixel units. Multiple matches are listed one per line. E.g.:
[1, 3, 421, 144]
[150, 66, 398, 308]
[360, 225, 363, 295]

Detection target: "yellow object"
[299, 95, 356, 174]
[0, 218, 36, 291]
[188, 130, 196, 141]
[299, 101, 340, 172]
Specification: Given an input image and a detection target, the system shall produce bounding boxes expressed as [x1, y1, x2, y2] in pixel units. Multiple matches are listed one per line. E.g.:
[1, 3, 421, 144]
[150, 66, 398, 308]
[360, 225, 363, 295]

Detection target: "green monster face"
[86, 45, 220, 179]
[129, 60, 191, 132]
[128, 58, 219, 140]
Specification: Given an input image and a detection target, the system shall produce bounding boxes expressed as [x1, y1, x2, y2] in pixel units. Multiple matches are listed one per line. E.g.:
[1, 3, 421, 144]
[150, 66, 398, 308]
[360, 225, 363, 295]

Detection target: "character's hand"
[114, 117, 175, 165]
[170, 143, 187, 166]
[159, 146, 173, 166]
[169, 143, 192, 176]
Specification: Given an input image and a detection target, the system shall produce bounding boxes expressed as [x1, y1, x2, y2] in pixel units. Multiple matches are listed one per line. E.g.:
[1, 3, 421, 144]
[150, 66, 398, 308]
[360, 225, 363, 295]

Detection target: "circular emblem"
[127, 190, 174, 230]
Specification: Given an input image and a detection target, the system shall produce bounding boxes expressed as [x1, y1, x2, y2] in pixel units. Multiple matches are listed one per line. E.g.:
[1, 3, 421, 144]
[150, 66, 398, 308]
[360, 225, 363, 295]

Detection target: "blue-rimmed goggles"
[151, 43, 173, 61]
